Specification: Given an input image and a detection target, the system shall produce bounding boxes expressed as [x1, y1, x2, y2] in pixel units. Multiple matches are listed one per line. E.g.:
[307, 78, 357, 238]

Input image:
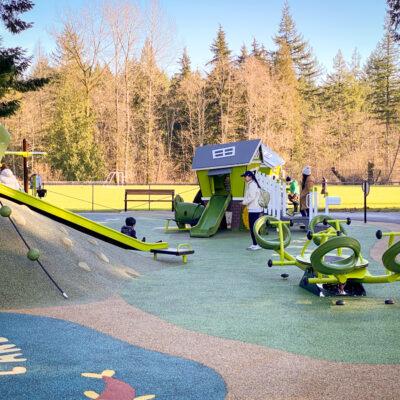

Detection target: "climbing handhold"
[27, 248, 40, 261]
[62, 237, 73, 248]
[0, 205, 11, 217]
[96, 252, 110, 263]
[78, 261, 91, 272]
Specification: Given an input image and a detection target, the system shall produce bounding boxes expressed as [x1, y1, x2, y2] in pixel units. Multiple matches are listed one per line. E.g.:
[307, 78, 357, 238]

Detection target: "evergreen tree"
[47, 71, 105, 180]
[250, 38, 267, 61]
[274, 1, 320, 96]
[322, 50, 368, 162]
[0, 0, 47, 117]
[237, 44, 249, 65]
[388, 0, 400, 40]
[324, 50, 349, 111]
[366, 19, 400, 177]
[178, 47, 191, 78]
[208, 24, 231, 65]
[206, 25, 234, 142]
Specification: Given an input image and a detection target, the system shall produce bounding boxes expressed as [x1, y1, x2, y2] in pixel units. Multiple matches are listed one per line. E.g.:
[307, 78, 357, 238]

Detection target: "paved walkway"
[332, 211, 400, 224]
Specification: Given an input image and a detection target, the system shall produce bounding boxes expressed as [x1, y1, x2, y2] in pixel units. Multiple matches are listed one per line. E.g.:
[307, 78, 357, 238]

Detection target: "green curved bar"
[254, 216, 291, 251]
[382, 241, 400, 273]
[310, 236, 360, 275]
[308, 214, 347, 245]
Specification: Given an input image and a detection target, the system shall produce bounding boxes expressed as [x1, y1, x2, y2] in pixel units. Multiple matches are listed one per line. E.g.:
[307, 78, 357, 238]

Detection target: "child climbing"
[286, 176, 300, 214]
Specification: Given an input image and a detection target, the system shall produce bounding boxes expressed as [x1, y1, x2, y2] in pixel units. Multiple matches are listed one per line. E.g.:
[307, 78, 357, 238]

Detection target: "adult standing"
[241, 171, 262, 251]
[300, 166, 314, 217]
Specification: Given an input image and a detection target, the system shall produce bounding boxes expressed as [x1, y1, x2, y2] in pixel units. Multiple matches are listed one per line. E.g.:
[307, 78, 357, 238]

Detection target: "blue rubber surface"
[0, 313, 226, 400]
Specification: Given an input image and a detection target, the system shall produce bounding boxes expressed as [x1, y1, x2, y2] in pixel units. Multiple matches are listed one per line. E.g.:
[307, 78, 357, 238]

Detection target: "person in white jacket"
[0, 164, 21, 190]
[241, 170, 262, 250]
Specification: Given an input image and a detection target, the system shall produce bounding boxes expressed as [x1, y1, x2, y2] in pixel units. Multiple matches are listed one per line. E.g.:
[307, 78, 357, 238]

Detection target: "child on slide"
[121, 217, 138, 239]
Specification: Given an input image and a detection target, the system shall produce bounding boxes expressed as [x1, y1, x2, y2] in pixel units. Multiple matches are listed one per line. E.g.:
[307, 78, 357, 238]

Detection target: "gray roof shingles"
[192, 139, 261, 170]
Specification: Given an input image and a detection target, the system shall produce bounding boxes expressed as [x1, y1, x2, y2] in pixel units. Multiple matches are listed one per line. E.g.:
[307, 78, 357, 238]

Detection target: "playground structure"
[171, 139, 285, 237]
[170, 138, 342, 236]
[0, 125, 194, 297]
[254, 214, 400, 298]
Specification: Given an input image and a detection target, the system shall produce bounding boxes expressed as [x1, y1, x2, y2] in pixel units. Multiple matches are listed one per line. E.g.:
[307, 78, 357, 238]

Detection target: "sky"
[0, 0, 388, 75]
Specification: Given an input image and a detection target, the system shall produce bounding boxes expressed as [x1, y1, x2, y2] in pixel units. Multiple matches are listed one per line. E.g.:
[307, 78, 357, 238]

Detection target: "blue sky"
[1, 0, 388, 75]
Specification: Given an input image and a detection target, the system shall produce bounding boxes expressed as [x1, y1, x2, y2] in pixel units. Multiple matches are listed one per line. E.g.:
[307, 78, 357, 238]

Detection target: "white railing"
[307, 189, 319, 221]
[255, 171, 286, 218]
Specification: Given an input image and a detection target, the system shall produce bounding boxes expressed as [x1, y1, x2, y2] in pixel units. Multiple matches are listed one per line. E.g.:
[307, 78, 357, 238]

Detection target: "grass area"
[323, 185, 400, 210]
[42, 183, 400, 211]
[44, 184, 199, 211]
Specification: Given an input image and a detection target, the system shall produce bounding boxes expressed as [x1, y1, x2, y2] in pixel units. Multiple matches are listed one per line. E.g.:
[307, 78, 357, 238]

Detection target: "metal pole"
[22, 139, 28, 193]
[148, 183, 151, 211]
[364, 190, 367, 224]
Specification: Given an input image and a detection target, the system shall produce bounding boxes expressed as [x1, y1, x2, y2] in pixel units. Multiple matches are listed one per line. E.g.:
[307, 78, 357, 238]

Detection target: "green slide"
[0, 183, 168, 252]
[190, 194, 231, 238]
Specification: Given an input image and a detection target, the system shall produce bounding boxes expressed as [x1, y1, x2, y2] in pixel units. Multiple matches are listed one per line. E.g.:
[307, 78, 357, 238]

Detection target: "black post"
[22, 139, 28, 193]
[364, 190, 367, 224]
[362, 180, 370, 224]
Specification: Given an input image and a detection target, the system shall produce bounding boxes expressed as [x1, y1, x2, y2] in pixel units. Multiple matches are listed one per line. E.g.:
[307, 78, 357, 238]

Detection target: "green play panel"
[100, 214, 400, 364]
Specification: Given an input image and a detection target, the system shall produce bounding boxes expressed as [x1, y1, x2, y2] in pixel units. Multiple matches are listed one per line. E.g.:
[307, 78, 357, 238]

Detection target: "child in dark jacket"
[121, 217, 137, 239]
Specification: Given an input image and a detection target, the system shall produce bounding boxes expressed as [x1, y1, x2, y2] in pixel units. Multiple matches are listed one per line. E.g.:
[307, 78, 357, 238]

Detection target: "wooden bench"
[124, 189, 175, 211]
[151, 244, 194, 264]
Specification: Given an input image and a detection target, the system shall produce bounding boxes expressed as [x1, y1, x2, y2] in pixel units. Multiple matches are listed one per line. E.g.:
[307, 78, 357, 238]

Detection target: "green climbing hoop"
[308, 214, 347, 245]
[254, 216, 291, 251]
[310, 236, 360, 275]
[382, 241, 400, 273]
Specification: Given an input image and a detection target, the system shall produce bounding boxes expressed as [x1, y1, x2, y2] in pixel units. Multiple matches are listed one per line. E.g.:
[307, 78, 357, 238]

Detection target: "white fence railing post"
[255, 171, 286, 220]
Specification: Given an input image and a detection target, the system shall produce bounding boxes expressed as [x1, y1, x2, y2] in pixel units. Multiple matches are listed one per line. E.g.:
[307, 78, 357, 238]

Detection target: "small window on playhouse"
[212, 146, 235, 159]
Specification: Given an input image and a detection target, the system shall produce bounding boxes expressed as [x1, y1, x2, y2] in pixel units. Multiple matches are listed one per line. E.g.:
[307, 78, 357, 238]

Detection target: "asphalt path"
[332, 211, 400, 224]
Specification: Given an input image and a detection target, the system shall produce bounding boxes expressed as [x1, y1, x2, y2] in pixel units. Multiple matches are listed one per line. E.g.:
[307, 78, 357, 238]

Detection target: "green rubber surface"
[190, 194, 231, 238]
[118, 216, 400, 364]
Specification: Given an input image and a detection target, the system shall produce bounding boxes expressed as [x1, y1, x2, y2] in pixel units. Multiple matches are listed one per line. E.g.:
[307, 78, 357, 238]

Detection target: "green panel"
[259, 165, 281, 176]
[212, 174, 229, 195]
[259, 166, 272, 175]
[0, 125, 11, 160]
[197, 171, 212, 197]
[247, 162, 260, 170]
[190, 194, 231, 238]
[230, 166, 247, 197]
[175, 202, 205, 224]
[0, 183, 168, 252]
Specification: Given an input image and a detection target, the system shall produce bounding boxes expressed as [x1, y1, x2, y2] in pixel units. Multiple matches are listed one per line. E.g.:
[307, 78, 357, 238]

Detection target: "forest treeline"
[2, 1, 400, 183]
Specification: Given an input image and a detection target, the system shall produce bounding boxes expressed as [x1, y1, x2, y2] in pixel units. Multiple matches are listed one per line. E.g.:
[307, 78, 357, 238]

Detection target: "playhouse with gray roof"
[190, 139, 285, 234]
